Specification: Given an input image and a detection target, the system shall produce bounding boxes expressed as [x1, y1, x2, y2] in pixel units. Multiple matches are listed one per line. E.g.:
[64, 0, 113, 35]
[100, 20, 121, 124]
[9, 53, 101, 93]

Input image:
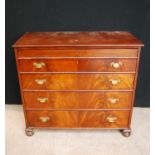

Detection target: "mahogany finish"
[13, 31, 143, 136]
[23, 91, 133, 109]
[26, 110, 130, 128]
[18, 58, 137, 72]
[13, 31, 143, 47]
[21, 74, 135, 90]
[17, 49, 138, 58]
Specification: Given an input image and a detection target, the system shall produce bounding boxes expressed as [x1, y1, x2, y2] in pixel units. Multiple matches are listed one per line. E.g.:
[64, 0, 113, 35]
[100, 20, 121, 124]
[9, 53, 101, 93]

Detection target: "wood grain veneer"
[18, 58, 137, 72]
[13, 31, 143, 136]
[21, 74, 135, 90]
[13, 31, 143, 47]
[23, 91, 133, 109]
[17, 49, 138, 58]
[26, 110, 130, 128]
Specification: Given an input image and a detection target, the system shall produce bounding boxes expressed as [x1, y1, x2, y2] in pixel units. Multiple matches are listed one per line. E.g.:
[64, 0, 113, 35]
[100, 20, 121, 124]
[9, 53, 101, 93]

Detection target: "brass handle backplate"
[35, 79, 46, 85]
[33, 62, 45, 69]
[39, 117, 50, 122]
[109, 79, 120, 85]
[110, 62, 123, 68]
[108, 98, 119, 104]
[37, 98, 48, 103]
[106, 116, 117, 123]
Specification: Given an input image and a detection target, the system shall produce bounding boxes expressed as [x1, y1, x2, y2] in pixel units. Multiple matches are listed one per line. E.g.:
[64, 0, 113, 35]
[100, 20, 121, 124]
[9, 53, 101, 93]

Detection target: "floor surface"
[5, 105, 149, 155]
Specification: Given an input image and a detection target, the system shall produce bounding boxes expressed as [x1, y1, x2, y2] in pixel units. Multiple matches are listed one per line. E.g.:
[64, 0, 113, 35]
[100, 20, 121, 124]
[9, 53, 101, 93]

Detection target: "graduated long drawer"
[21, 73, 135, 90]
[23, 91, 133, 109]
[26, 110, 130, 128]
[18, 58, 137, 72]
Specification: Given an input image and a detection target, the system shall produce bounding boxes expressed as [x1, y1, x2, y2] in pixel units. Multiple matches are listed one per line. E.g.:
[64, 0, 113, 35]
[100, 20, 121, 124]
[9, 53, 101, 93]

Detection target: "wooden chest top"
[13, 31, 143, 48]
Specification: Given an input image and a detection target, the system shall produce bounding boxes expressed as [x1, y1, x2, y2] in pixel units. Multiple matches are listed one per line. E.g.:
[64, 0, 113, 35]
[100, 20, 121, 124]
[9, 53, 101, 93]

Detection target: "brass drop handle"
[37, 98, 48, 103]
[35, 79, 46, 85]
[106, 116, 117, 123]
[109, 79, 120, 85]
[110, 62, 123, 68]
[39, 117, 50, 122]
[108, 98, 119, 104]
[33, 62, 45, 69]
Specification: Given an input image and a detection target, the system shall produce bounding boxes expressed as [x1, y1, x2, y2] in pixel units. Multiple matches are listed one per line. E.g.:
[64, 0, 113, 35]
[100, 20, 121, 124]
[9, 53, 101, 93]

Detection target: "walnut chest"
[13, 31, 143, 137]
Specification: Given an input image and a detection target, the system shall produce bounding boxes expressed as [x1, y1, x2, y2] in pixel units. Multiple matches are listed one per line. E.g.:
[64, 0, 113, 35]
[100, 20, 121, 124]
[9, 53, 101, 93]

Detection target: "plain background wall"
[5, 0, 150, 107]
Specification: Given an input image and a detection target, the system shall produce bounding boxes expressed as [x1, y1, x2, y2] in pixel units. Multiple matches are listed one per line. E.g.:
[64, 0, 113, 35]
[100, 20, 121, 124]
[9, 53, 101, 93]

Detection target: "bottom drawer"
[26, 110, 130, 128]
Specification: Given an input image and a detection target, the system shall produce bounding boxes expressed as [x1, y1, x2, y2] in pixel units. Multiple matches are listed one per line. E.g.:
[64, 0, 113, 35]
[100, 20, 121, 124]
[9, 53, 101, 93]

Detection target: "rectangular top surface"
[13, 31, 143, 48]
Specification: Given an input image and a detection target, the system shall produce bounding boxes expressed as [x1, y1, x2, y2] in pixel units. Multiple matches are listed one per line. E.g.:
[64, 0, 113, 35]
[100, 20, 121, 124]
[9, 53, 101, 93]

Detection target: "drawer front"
[26, 110, 130, 128]
[21, 74, 135, 90]
[23, 91, 133, 109]
[18, 59, 77, 72]
[26, 110, 78, 128]
[78, 110, 130, 128]
[78, 59, 136, 72]
[18, 59, 137, 72]
[17, 49, 138, 58]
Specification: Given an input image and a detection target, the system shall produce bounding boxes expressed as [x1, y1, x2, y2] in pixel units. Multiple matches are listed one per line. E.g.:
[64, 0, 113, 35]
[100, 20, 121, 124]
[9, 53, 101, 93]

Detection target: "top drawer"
[16, 49, 138, 58]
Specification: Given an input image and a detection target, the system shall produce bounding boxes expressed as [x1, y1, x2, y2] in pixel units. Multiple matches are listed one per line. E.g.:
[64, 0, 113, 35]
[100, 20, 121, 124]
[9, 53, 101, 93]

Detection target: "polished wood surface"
[13, 31, 143, 47]
[13, 31, 143, 136]
[18, 58, 137, 72]
[26, 110, 130, 128]
[23, 91, 133, 109]
[21, 74, 135, 90]
[17, 49, 138, 58]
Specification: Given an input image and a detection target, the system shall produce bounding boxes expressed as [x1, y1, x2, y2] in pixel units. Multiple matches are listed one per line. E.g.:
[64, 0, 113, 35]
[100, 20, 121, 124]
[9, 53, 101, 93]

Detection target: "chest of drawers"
[13, 31, 143, 137]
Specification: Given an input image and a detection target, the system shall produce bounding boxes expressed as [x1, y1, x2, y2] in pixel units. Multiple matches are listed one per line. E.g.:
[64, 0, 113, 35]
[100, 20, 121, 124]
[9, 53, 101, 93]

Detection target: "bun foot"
[121, 129, 131, 137]
[25, 128, 34, 136]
